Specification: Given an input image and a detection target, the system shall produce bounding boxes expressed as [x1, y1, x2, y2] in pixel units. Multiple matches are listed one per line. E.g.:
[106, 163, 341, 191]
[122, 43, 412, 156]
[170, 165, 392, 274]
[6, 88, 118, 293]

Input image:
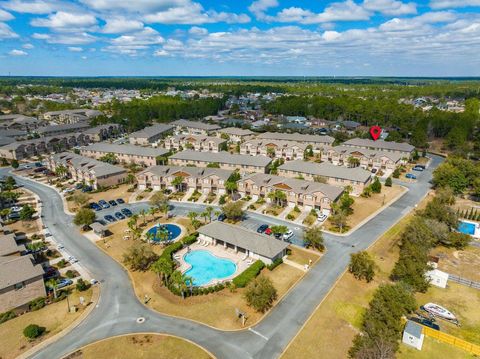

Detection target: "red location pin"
[369, 126, 382, 141]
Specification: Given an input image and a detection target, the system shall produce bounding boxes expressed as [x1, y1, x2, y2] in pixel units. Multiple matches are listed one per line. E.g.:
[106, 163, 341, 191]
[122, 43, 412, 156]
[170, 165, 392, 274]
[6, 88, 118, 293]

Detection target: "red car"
[264, 228, 272, 235]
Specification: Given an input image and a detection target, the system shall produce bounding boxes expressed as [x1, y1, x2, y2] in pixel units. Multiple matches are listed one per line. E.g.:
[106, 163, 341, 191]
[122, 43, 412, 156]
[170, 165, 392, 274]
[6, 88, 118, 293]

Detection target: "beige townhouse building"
[217, 127, 255, 143]
[169, 150, 272, 174]
[172, 119, 221, 136]
[257, 132, 335, 149]
[42, 109, 103, 124]
[240, 139, 307, 161]
[278, 160, 372, 196]
[81, 143, 170, 167]
[82, 123, 123, 142]
[0, 114, 43, 131]
[36, 121, 91, 137]
[129, 124, 174, 146]
[321, 145, 404, 171]
[238, 173, 343, 212]
[164, 134, 227, 153]
[137, 165, 233, 195]
[342, 138, 415, 158]
[47, 152, 127, 189]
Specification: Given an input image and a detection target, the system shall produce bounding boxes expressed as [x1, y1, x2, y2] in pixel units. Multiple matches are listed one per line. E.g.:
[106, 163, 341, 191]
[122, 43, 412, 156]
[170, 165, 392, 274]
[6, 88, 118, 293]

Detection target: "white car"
[283, 230, 294, 241]
[68, 256, 78, 263]
[57, 244, 64, 250]
[90, 278, 98, 285]
[62, 188, 75, 194]
[317, 214, 328, 222]
[10, 206, 22, 212]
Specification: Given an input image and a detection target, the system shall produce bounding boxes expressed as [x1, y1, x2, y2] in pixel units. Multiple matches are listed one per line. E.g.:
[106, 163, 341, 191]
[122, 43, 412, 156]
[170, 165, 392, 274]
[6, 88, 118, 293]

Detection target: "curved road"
[5, 155, 441, 359]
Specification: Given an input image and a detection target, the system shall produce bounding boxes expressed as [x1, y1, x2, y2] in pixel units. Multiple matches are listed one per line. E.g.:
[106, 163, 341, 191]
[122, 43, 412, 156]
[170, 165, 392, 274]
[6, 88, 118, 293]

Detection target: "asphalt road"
[4, 155, 442, 359]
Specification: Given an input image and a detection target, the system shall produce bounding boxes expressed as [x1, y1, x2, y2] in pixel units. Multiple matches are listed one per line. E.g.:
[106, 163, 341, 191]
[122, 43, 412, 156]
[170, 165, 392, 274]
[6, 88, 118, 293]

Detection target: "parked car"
[67, 256, 78, 263]
[8, 212, 20, 220]
[90, 202, 101, 211]
[63, 188, 75, 194]
[81, 186, 93, 193]
[108, 200, 117, 206]
[317, 213, 328, 222]
[413, 166, 424, 172]
[116, 198, 125, 204]
[75, 183, 83, 190]
[217, 213, 226, 222]
[104, 215, 116, 223]
[34, 162, 43, 167]
[121, 208, 133, 217]
[265, 228, 273, 236]
[283, 229, 294, 241]
[257, 224, 269, 234]
[43, 267, 58, 279]
[409, 316, 440, 330]
[33, 167, 45, 173]
[57, 244, 64, 250]
[114, 212, 125, 220]
[90, 278, 98, 285]
[10, 206, 22, 212]
[416, 164, 426, 170]
[371, 168, 378, 174]
[56, 279, 73, 289]
[406, 173, 417, 179]
[98, 200, 110, 209]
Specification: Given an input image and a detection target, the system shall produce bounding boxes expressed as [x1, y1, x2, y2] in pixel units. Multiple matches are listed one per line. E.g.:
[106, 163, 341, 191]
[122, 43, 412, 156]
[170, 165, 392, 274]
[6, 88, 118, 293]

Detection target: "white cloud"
[68, 46, 83, 52]
[101, 17, 144, 33]
[379, 11, 456, 31]
[0, 22, 17, 38]
[188, 26, 208, 36]
[31, 11, 97, 32]
[270, 0, 371, 24]
[0, 9, 14, 20]
[79, 0, 190, 12]
[81, 55, 87, 59]
[33, 32, 97, 44]
[8, 49, 27, 55]
[1, 0, 74, 14]
[144, 3, 250, 24]
[362, 0, 417, 16]
[248, 0, 278, 20]
[154, 49, 169, 56]
[430, 0, 480, 9]
[22, 43, 34, 48]
[105, 27, 164, 55]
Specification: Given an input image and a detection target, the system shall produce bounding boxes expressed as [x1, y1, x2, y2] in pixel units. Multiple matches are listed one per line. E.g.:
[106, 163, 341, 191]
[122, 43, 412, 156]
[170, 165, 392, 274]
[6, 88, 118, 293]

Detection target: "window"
[14, 282, 25, 290]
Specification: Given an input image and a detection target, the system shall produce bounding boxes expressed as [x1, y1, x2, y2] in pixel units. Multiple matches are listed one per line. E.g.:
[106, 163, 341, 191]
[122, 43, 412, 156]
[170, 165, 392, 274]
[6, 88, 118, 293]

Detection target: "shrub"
[0, 310, 16, 324]
[392, 168, 401, 178]
[218, 195, 227, 205]
[182, 233, 199, 246]
[385, 176, 393, 187]
[65, 270, 75, 279]
[232, 260, 265, 288]
[76, 278, 90, 292]
[286, 213, 295, 220]
[244, 276, 278, 313]
[267, 258, 283, 271]
[23, 324, 46, 339]
[28, 297, 46, 311]
[348, 251, 377, 282]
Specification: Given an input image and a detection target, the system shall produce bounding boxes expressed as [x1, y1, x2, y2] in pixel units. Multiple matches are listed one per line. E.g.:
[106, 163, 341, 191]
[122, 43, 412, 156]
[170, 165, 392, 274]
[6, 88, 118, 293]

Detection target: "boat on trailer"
[422, 303, 458, 324]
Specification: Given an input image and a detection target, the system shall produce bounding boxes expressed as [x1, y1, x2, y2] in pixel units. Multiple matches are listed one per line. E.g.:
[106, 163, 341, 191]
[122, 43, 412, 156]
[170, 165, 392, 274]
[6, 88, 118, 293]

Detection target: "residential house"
[82, 123, 123, 142]
[238, 173, 343, 212]
[278, 160, 372, 196]
[240, 139, 307, 161]
[198, 222, 289, 265]
[172, 119, 221, 135]
[42, 109, 102, 124]
[36, 122, 91, 137]
[0, 233, 25, 257]
[129, 124, 174, 146]
[321, 145, 404, 171]
[0, 114, 43, 131]
[47, 152, 127, 189]
[0, 254, 45, 313]
[342, 138, 415, 158]
[0, 129, 28, 140]
[217, 127, 255, 143]
[169, 150, 272, 174]
[257, 132, 334, 149]
[81, 143, 170, 167]
[164, 135, 226, 153]
[137, 165, 233, 194]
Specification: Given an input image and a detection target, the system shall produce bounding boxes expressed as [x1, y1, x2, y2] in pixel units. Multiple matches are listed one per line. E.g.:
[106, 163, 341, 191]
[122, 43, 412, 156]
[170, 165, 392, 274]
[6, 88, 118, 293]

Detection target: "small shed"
[90, 222, 108, 238]
[425, 269, 449, 289]
[402, 320, 424, 350]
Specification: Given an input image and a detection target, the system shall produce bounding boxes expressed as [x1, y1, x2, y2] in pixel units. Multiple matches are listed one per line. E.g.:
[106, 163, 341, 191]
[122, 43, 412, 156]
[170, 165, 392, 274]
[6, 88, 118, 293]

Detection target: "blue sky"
[0, 0, 479, 76]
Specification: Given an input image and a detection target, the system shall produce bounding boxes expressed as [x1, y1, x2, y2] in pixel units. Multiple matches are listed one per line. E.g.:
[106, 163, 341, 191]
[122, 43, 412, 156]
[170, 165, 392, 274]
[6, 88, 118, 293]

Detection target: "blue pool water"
[184, 250, 236, 286]
[147, 224, 181, 242]
[458, 221, 476, 235]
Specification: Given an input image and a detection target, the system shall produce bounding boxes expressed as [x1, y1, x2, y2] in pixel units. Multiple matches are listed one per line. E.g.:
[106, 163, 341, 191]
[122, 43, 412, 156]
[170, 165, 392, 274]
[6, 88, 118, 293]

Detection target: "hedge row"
[267, 258, 283, 271]
[168, 282, 228, 297]
[0, 310, 16, 324]
[233, 260, 265, 288]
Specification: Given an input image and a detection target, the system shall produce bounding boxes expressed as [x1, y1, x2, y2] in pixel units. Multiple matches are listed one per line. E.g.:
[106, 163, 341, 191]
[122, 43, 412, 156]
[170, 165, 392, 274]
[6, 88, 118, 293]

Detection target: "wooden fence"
[422, 326, 480, 355]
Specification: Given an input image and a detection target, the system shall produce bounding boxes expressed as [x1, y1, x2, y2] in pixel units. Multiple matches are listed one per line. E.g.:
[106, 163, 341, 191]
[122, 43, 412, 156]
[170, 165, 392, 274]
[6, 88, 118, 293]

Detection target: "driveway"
[3, 154, 442, 359]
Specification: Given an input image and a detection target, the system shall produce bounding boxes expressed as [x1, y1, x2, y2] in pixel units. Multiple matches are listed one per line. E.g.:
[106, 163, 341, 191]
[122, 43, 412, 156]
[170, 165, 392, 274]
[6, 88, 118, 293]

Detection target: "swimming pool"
[458, 221, 476, 235]
[147, 223, 182, 242]
[184, 250, 237, 286]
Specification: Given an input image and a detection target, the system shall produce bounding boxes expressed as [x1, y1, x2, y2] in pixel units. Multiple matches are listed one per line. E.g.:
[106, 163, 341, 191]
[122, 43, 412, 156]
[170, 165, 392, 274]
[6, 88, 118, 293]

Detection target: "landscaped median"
[96, 216, 321, 330]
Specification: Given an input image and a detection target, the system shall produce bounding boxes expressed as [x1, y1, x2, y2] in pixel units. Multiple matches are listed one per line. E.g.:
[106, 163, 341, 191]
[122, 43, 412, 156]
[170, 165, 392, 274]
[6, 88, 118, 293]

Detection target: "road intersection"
[3, 154, 442, 359]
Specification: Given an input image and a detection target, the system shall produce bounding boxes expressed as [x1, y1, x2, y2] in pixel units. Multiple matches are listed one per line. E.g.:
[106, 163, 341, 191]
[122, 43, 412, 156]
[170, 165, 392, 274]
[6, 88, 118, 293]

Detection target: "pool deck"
[176, 242, 252, 286]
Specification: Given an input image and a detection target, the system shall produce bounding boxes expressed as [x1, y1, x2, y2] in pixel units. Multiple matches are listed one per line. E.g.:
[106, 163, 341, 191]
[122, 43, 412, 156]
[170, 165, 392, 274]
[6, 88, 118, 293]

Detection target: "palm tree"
[172, 176, 184, 192]
[187, 211, 198, 228]
[200, 210, 209, 223]
[145, 231, 155, 245]
[225, 181, 237, 196]
[55, 164, 68, 179]
[170, 271, 191, 299]
[46, 278, 58, 299]
[151, 258, 173, 286]
[139, 209, 147, 225]
[148, 207, 157, 222]
[205, 206, 214, 223]
[268, 190, 287, 207]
